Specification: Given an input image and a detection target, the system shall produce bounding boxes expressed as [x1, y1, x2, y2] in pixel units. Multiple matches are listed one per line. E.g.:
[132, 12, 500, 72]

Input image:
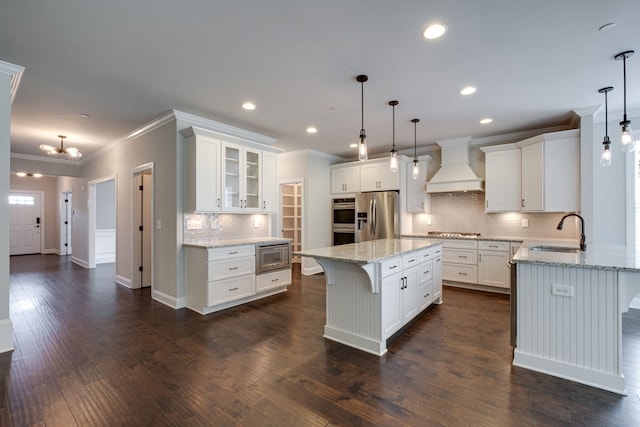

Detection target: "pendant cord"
[392, 104, 396, 150]
[605, 90, 609, 136]
[623, 55, 628, 122]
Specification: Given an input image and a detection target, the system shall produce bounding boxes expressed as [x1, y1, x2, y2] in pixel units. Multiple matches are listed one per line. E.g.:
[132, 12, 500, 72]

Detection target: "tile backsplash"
[412, 192, 580, 240]
[184, 213, 269, 240]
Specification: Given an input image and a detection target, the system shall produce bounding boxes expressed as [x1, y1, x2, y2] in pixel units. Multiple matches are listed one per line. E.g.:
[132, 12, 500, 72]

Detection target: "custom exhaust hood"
[425, 137, 484, 193]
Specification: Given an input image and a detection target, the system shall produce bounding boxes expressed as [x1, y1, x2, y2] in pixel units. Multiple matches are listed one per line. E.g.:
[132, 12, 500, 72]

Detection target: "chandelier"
[39, 135, 82, 158]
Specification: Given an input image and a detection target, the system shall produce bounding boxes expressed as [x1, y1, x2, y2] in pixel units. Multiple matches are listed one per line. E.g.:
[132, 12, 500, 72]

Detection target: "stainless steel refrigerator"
[355, 191, 399, 242]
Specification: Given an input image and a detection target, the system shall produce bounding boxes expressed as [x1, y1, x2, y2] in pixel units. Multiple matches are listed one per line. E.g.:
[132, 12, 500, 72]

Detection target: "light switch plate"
[521, 219, 529, 228]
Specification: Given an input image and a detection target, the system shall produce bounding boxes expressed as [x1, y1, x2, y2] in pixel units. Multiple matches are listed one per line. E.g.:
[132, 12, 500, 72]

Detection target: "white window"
[8, 195, 35, 205]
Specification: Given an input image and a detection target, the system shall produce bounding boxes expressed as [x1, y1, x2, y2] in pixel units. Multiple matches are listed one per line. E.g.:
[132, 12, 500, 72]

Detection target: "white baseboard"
[0, 318, 14, 354]
[116, 274, 132, 288]
[71, 256, 89, 268]
[302, 265, 323, 276]
[631, 297, 640, 310]
[42, 248, 57, 254]
[152, 289, 186, 309]
[95, 251, 116, 264]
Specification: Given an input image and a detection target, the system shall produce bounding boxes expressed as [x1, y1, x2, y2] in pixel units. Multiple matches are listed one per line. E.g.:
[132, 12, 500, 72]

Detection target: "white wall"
[1, 61, 23, 353]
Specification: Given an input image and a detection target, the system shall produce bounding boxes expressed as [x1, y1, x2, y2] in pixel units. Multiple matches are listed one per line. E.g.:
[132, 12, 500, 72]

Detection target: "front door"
[9, 192, 43, 255]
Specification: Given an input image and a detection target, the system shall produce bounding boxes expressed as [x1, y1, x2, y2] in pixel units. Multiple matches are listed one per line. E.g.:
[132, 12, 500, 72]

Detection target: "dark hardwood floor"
[2, 254, 640, 426]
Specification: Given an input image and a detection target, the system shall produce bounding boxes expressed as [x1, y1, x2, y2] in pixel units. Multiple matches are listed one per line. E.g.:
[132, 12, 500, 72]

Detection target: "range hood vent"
[426, 137, 484, 193]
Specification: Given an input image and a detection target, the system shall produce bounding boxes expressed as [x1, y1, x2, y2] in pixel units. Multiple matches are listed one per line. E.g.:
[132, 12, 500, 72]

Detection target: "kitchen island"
[295, 239, 442, 356]
[512, 242, 640, 395]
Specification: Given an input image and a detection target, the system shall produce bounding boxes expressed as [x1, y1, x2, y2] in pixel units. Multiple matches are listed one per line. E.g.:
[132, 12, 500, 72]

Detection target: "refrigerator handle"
[372, 198, 377, 235]
[369, 199, 374, 235]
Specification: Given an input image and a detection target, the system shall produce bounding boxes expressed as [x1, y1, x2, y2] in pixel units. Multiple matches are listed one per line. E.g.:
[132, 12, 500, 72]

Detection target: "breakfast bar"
[512, 242, 640, 395]
[295, 238, 443, 356]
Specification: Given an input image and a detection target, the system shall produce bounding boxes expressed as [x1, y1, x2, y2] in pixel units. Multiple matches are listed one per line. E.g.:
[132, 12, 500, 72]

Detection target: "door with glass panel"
[222, 142, 261, 212]
[9, 192, 42, 255]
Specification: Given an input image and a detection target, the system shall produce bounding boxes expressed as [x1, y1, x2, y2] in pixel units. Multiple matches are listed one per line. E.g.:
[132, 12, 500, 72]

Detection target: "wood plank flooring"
[2, 254, 640, 426]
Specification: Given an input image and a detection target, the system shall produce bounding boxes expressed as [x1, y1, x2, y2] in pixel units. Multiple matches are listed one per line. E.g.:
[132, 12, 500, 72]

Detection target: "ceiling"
[2, 0, 640, 163]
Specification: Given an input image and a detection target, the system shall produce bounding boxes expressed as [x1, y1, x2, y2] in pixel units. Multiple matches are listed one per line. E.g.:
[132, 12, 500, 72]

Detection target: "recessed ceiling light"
[80, 113, 89, 118]
[423, 23, 447, 40]
[460, 86, 477, 95]
[306, 127, 317, 134]
[242, 102, 256, 110]
[598, 22, 616, 32]
[349, 143, 358, 148]
[480, 118, 493, 124]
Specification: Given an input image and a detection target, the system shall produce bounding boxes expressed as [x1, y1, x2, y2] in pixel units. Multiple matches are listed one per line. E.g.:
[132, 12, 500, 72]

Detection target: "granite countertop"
[402, 233, 523, 243]
[183, 237, 290, 248]
[294, 238, 441, 265]
[512, 240, 640, 272]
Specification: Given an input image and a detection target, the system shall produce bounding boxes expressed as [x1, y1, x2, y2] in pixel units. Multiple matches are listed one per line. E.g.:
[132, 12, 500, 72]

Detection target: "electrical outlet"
[521, 218, 529, 228]
[551, 284, 574, 297]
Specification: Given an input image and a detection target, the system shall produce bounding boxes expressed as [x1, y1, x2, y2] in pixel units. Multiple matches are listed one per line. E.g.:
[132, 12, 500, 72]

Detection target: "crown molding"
[471, 123, 573, 148]
[0, 60, 25, 104]
[174, 110, 276, 146]
[11, 152, 82, 164]
[278, 149, 343, 162]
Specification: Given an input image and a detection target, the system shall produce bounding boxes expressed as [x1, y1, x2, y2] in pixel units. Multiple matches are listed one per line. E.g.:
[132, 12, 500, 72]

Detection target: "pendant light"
[356, 75, 368, 161]
[614, 50, 635, 152]
[411, 118, 420, 180]
[389, 100, 399, 172]
[599, 86, 614, 167]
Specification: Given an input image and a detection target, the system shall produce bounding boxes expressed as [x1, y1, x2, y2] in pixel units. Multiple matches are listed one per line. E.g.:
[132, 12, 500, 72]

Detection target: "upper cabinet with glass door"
[222, 142, 262, 212]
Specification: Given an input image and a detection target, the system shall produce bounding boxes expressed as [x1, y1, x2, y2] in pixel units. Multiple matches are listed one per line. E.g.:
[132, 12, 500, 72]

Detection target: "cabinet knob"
[521, 199, 525, 208]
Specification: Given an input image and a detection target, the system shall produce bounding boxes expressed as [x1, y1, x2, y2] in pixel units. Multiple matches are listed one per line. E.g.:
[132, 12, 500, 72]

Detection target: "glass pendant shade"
[390, 150, 398, 172]
[357, 75, 368, 162]
[389, 100, 399, 172]
[412, 159, 419, 180]
[599, 86, 614, 166]
[615, 51, 635, 152]
[411, 118, 420, 179]
[621, 124, 635, 152]
[600, 139, 612, 167]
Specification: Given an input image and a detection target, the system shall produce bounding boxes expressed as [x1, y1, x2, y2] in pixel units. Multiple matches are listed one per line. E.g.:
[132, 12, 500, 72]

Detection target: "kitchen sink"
[528, 245, 581, 253]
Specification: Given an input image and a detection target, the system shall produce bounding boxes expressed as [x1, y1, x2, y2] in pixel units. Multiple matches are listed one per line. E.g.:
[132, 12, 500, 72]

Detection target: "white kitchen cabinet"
[381, 269, 404, 338]
[222, 142, 262, 212]
[432, 250, 443, 302]
[360, 159, 400, 191]
[481, 144, 521, 212]
[183, 132, 221, 213]
[261, 151, 278, 213]
[478, 240, 511, 288]
[184, 244, 290, 315]
[331, 164, 360, 194]
[518, 129, 580, 212]
[401, 252, 421, 323]
[406, 158, 431, 213]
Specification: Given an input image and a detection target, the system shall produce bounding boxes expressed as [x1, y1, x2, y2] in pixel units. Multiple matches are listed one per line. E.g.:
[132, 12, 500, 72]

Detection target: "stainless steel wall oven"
[331, 197, 355, 245]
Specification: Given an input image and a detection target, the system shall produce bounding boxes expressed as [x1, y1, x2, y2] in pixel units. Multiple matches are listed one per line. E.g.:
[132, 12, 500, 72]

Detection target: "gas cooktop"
[426, 231, 481, 238]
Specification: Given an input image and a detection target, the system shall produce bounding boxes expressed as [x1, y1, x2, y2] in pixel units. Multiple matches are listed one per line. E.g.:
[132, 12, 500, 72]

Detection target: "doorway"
[132, 164, 153, 289]
[280, 180, 302, 263]
[9, 191, 43, 255]
[59, 191, 72, 255]
[87, 176, 116, 269]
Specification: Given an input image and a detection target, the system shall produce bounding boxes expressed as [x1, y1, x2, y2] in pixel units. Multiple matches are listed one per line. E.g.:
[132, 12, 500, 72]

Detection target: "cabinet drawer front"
[419, 247, 434, 262]
[402, 253, 419, 269]
[441, 239, 478, 250]
[256, 269, 291, 292]
[208, 275, 255, 306]
[478, 241, 510, 251]
[418, 280, 433, 308]
[208, 256, 255, 280]
[380, 257, 402, 278]
[208, 245, 255, 260]
[443, 264, 478, 284]
[443, 249, 477, 265]
[418, 260, 433, 283]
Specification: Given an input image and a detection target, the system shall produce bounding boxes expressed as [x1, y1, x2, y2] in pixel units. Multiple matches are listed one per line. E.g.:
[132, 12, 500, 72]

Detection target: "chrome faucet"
[556, 213, 586, 251]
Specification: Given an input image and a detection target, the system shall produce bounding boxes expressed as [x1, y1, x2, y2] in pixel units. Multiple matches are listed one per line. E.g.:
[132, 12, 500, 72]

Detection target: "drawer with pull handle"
[207, 244, 255, 261]
[256, 268, 292, 292]
[478, 240, 510, 251]
[208, 275, 255, 306]
[380, 257, 402, 278]
[208, 256, 255, 280]
[442, 248, 477, 265]
[418, 260, 433, 283]
[442, 264, 478, 284]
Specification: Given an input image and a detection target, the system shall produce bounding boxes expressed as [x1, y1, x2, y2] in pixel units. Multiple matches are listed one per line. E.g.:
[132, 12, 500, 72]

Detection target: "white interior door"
[133, 171, 153, 288]
[60, 191, 72, 255]
[9, 192, 43, 255]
